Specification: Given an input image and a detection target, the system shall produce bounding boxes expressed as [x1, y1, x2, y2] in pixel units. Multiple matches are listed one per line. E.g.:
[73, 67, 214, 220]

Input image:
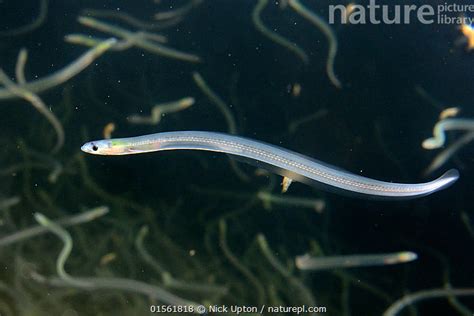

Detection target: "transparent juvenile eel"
[81, 131, 459, 199]
[295, 251, 417, 271]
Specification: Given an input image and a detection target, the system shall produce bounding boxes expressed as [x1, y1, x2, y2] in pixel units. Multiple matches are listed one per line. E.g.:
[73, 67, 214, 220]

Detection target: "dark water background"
[0, 0, 473, 315]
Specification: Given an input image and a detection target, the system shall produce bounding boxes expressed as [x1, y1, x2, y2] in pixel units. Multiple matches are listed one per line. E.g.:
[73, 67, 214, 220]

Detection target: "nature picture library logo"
[328, 0, 474, 25]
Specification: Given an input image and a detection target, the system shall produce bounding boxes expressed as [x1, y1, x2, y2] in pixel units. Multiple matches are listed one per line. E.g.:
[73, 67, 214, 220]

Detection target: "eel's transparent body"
[82, 131, 459, 199]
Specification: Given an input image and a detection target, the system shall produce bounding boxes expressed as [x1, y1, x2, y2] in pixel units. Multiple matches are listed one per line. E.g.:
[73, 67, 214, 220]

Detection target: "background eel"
[81, 131, 459, 199]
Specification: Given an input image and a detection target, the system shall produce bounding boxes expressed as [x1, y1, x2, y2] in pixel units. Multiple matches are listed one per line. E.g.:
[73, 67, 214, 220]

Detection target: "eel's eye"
[92, 145, 98, 151]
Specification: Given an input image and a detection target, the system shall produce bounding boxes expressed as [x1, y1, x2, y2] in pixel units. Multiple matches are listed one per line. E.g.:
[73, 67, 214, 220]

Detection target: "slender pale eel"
[252, 0, 309, 64]
[81, 131, 459, 199]
[422, 118, 474, 149]
[295, 251, 418, 271]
